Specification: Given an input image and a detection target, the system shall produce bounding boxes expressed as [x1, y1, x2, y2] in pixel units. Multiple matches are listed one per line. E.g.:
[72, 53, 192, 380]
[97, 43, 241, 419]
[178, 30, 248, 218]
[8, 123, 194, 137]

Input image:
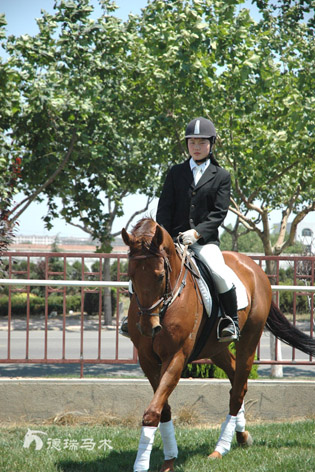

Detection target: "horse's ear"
[121, 228, 134, 247]
[153, 225, 164, 248]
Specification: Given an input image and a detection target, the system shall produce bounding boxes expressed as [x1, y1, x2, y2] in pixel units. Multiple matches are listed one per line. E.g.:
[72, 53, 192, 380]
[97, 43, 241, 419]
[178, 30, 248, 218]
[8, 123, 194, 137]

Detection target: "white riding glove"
[180, 229, 200, 245]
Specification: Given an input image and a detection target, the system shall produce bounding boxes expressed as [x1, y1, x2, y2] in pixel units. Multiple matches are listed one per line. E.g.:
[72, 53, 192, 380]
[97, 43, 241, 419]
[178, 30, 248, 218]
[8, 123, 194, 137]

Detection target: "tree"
[127, 0, 315, 259]
[1, 0, 314, 265]
[1, 1, 156, 245]
[222, 0, 315, 257]
[0, 0, 154, 324]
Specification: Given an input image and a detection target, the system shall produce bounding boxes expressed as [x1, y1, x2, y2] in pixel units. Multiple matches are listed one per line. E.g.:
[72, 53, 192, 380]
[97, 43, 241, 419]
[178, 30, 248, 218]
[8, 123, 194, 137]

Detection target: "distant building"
[8, 235, 128, 254]
[298, 224, 315, 255]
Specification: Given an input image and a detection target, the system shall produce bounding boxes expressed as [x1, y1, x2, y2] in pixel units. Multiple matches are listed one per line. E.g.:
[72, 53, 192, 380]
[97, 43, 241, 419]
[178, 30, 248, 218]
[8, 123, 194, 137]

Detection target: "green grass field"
[0, 420, 314, 472]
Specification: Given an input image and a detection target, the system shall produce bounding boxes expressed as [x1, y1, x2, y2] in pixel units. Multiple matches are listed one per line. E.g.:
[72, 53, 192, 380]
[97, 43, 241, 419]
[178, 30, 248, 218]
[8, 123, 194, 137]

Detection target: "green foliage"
[1, 0, 314, 254]
[182, 343, 259, 379]
[0, 157, 21, 275]
[181, 362, 213, 379]
[0, 293, 40, 316]
[278, 266, 310, 314]
[221, 225, 264, 252]
[110, 260, 129, 282]
[0, 293, 81, 317]
[83, 290, 117, 316]
[221, 225, 307, 254]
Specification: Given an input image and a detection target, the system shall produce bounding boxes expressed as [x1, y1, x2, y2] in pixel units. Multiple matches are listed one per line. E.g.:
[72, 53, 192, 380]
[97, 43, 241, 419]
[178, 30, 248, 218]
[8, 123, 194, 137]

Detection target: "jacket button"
[192, 191, 196, 196]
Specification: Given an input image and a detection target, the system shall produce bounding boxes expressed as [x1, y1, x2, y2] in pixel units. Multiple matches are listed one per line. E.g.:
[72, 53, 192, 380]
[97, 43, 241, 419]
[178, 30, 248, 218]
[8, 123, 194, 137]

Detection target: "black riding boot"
[217, 285, 240, 342]
[119, 316, 130, 338]
[119, 285, 132, 338]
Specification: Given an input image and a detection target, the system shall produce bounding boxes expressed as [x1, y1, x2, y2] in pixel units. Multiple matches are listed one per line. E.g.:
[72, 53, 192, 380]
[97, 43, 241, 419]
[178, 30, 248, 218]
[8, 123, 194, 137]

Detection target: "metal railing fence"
[0, 252, 314, 376]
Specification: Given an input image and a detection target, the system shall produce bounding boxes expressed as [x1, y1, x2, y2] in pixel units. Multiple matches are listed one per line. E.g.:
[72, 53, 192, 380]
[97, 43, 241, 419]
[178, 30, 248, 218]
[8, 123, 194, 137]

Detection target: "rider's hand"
[180, 229, 200, 245]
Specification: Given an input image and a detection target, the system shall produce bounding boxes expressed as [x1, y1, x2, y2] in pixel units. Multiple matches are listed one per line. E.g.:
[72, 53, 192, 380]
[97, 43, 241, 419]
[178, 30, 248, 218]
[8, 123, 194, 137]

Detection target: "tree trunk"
[265, 259, 283, 378]
[103, 258, 112, 326]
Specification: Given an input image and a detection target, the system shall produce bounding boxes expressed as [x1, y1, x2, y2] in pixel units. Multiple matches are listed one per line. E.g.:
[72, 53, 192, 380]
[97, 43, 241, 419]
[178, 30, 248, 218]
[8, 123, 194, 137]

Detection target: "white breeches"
[191, 242, 234, 294]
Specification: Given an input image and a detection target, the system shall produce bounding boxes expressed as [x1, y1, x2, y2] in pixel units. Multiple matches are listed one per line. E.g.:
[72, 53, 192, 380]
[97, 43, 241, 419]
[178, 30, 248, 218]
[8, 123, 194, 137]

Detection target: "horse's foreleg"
[135, 351, 185, 472]
[134, 425, 158, 472]
[134, 349, 184, 472]
[159, 419, 178, 472]
[142, 350, 186, 426]
[133, 351, 161, 472]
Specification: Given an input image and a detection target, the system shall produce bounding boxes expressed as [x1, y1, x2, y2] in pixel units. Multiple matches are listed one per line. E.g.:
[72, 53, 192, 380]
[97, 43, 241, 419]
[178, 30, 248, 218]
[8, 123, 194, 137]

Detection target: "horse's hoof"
[159, 458, 175, 471]
[237, 430, 254, 447]
[208, 451, 222, 460]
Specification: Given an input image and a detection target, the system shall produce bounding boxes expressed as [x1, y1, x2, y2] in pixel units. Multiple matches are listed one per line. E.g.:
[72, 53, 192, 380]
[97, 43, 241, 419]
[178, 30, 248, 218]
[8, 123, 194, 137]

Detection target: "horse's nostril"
[152, 325, 162, 338]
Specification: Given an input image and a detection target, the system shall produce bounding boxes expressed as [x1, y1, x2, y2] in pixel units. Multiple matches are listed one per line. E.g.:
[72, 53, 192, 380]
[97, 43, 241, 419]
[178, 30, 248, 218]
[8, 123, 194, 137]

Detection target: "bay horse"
[121, 217, 315, 472]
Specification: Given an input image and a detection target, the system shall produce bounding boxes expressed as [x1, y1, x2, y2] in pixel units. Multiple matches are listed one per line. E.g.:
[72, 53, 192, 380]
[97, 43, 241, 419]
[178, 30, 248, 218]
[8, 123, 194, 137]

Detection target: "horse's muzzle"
[152, 324, 162, 338]
[137, 317, 162, 338]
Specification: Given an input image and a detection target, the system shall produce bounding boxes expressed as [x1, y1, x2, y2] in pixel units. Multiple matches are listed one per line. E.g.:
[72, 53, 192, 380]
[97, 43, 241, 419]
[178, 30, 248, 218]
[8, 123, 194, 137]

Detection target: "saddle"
[175, 243, 220, 363]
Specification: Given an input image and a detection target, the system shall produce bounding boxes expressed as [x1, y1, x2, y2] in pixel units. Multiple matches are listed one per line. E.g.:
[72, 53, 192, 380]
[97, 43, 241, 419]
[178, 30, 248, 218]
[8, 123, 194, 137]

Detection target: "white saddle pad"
[192, 256, 248, 317]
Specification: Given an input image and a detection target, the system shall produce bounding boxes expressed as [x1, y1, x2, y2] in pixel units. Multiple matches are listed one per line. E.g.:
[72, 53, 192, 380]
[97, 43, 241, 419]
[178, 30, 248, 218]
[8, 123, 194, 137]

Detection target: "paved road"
[0, 316, 314, 378]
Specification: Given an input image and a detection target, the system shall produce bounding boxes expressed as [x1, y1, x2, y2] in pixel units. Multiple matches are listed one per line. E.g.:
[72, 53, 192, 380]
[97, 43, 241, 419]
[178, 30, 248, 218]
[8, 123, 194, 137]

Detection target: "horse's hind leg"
[208, 348, 241, 459]
[209, 328, 260, 459]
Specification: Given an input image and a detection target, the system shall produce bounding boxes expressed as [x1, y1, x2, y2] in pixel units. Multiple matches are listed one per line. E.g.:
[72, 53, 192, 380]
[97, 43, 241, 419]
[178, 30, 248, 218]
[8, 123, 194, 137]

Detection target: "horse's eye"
[156, 272, 165, 282]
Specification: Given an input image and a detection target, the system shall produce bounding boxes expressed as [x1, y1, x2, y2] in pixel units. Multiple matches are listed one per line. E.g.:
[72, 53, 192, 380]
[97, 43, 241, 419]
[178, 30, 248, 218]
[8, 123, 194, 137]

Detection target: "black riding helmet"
[185, 117, 219, 165]
[185, 117, 216, 144]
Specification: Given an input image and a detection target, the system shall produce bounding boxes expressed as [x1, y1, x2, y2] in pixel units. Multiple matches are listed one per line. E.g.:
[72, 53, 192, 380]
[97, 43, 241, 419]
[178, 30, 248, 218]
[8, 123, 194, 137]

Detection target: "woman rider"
[120, 117, 239, 342]
[156, 117, 239, 342]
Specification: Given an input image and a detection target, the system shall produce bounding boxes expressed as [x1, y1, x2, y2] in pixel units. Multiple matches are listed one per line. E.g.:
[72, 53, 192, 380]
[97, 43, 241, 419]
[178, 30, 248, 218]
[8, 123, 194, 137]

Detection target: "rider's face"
[188, 138, 211, 164]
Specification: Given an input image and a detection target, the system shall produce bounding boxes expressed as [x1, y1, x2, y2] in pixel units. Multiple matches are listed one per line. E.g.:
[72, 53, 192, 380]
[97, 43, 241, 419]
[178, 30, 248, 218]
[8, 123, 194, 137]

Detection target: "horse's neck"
[170, 246, 184, 282]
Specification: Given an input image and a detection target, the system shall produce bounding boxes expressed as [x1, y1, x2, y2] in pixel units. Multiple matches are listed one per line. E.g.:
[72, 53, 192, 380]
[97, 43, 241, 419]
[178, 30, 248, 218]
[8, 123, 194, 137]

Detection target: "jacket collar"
[191, 161, 217, 189]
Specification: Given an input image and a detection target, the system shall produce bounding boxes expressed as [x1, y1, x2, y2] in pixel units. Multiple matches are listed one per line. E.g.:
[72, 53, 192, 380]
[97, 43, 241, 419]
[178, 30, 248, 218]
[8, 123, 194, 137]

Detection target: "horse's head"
[122, 218, 174, 338]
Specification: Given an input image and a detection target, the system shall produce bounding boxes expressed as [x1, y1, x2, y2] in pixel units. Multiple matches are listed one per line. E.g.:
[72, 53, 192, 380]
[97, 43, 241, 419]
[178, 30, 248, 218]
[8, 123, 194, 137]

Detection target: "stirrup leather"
[217, 315, 239, 342]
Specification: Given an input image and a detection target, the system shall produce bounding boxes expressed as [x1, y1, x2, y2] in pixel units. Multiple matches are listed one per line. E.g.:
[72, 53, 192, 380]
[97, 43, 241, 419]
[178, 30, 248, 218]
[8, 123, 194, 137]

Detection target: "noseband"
[129, 246, 188, 319]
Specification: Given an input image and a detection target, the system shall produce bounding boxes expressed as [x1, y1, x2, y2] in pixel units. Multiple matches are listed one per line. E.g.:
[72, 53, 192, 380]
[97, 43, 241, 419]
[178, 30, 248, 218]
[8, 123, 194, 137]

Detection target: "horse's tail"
[265, 301, 315, 356]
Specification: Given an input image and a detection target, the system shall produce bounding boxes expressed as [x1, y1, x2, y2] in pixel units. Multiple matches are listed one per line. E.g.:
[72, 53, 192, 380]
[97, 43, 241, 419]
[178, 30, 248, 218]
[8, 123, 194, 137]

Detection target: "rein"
[129, 245, 189, 319]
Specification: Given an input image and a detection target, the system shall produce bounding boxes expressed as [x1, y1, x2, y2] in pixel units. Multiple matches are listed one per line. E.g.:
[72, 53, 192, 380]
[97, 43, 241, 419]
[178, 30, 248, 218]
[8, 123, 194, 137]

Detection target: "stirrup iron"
[217, 315, 239, 343]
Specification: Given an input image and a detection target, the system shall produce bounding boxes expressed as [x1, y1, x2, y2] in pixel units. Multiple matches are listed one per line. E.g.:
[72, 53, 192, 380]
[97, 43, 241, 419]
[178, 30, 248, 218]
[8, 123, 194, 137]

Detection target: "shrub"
[84, 292, 100, 316]
[0, 293, 81, 316]
[181, 362, 213, 378]
[0, 295, 9, 316]
[47, 294, 81, 314]
[0, 293, 44, 316]
[83, 290, 117, 316]
[181, 343, 259, 379]
[279, 279, 309, 314]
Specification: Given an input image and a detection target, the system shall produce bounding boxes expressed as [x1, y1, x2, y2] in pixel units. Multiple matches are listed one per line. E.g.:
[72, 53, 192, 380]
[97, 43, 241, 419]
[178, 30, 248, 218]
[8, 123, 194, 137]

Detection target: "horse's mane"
[129, 218, 161, 257]
[131, 217, 157, 237]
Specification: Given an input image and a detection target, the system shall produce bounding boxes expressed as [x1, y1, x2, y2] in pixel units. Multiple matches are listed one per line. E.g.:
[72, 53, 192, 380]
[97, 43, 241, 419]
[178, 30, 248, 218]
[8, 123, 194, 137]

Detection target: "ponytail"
[209, 152, 220, 167]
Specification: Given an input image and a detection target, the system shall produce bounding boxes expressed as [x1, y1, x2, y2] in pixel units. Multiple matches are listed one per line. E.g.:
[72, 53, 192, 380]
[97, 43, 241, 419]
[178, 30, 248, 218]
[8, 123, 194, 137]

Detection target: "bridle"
[129, 245, 189, 319]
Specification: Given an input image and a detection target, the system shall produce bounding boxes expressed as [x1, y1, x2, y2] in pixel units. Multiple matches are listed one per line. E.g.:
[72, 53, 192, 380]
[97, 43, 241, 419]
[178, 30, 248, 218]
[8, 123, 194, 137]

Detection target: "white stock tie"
[193, 165, 204, 185]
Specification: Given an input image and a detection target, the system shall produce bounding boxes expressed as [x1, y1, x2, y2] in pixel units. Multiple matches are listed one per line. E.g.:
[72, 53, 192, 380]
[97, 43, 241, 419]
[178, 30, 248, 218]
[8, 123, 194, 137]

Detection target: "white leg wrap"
[236, 402, 246, 433]
[215, 414, 237, 456]
[133, 426, 157, 472]
[159, 420, 178, 460]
